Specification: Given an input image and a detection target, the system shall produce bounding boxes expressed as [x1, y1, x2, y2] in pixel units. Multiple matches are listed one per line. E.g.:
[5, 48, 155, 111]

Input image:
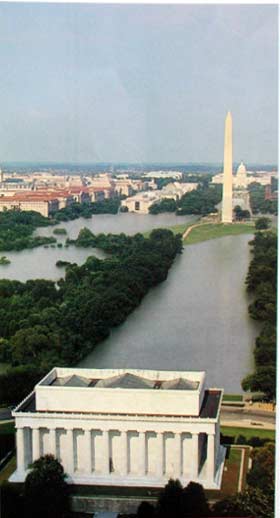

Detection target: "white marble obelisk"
[221, 112, 233, 223]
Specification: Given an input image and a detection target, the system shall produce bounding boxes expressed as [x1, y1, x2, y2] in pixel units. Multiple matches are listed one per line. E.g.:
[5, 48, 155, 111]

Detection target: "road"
[221, 405, 275, 429]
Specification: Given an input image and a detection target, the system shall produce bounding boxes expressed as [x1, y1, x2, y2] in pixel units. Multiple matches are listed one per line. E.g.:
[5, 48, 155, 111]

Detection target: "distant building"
[265, 184, 278, 201]
[121, 191, 161, 213]
[235, 162, 247, 189]
[143, 171, 183, 180]
[161, 182, 198, 200]
[10, 367, 225, 489]
[0, 196, 59, 217]
[121, 182, 198, 213]
[212, 163, 277, 188]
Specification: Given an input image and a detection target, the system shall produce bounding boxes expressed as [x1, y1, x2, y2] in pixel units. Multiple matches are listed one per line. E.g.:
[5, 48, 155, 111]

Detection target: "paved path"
[182, 222, 204, 240]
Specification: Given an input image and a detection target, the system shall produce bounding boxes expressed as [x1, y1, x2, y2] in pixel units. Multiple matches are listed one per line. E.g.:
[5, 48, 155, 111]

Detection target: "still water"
[78, 234, 257, 393]
[1, 213, 196, 281]
[0, 213, 257, 392]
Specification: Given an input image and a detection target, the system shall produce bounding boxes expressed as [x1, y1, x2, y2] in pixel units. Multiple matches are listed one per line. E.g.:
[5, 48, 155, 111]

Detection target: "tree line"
[53, 198, 120, 221]
[0, 199, 121, 252]
[149, 184, 222, 216]
[249, 183, 277, 215]
[241, 230, 277, 400]
[0, 210, 55, 251]
[0, 229, 182, 405]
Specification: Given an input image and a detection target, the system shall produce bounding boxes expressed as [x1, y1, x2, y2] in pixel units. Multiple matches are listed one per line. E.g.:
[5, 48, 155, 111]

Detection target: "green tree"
[212, 487, 273, 518]
[255, 216, 271, 230]
[24, 455, 70, 518]
[246, 442, 275, 495]
[157, 479, 184, 518]
[149, 198, 177, 214]
[137, 501, 155, 518]
[181, 481, 210, 517]
[242, 366, 276, 401]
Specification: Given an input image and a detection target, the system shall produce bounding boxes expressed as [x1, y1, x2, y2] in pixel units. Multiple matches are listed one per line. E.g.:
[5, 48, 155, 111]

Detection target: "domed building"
[235, 161, 247, 188]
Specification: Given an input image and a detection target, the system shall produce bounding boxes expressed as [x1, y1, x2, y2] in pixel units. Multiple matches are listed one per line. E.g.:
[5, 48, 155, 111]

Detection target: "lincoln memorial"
[10, 367, 226, 489]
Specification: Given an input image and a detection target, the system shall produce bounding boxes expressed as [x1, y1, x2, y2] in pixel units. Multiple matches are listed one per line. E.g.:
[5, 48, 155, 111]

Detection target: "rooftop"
[13, 368, 219, 419]
[51, 372, 200, 391]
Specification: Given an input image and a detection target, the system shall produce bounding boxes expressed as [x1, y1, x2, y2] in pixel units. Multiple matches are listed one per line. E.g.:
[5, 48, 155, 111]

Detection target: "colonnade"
[16, 426, 216, 483]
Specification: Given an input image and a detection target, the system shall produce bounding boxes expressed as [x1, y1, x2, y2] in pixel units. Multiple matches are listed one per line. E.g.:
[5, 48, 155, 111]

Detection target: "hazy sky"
[0, 3, 278, 164]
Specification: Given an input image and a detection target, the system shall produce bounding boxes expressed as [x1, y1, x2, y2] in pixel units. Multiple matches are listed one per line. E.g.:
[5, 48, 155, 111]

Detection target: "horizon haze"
[0, 3, 278, 165]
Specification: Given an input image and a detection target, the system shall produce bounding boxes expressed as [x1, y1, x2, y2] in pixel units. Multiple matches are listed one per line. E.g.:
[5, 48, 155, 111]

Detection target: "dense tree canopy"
[255, 216, 272, 230]
[212, 487, 273, 518]
[246, 442, 275, 494]
[53, 198, 120, 221]
[249, 183, 277, 215]
[24, 455, 70, 518]
[155, 479, 210, 518]
[148, 183, 222, 216]
[176, 185, 222, 216]
[242, 231, 277, 400]
[149, 198, 177, 214]
[0, 210, 55, 251]
[0, 229, 182, 404]
[233, 205, 250, 221]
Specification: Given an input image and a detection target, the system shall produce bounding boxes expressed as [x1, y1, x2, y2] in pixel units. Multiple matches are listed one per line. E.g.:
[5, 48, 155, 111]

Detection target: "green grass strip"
[221, 425, 275, 441]
[184, 223, 255, 245]
[223, 394, 243, 402]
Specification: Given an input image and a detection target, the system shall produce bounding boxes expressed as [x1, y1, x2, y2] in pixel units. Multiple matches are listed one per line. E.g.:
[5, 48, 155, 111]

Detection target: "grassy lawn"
[221, 426, 275, 441]
[223, 394, 243, 402]
[184, 222, 255, 244]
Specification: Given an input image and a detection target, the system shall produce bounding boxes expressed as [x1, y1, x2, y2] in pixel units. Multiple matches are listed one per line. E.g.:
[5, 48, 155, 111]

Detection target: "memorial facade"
[10, 367, 225, 489]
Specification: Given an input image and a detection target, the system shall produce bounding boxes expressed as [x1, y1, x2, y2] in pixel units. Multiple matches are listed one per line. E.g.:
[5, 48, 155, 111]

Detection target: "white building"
[10, 367, 225, 489]
[121, 191, 162, 213]
[143, 171, 183, 180]
[212, 162, 277, 188]
[121, 183, 198, 213]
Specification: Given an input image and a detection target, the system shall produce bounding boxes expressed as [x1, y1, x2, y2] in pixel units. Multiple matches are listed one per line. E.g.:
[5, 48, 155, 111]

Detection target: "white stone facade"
[10, 368, 225, 489]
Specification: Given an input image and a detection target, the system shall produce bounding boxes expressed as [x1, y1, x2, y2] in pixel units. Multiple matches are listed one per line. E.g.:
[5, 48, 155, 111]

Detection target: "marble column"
[174, 433, 182, 476]
[191, 432, 199, 480]
[102, 430, 110, 475]
[16, 427, 25, 472]
[49, 428, 56, 457]
[32, 428, 40, 462]
[66, 429, 74, 473]
[157, 432, 164, 478]
[138, 432, 146, 475]
[216, 425, 220, 459]
[120, 431, 128, 476]
[84, 430, 92, 473]
[206, 434, 215, 481]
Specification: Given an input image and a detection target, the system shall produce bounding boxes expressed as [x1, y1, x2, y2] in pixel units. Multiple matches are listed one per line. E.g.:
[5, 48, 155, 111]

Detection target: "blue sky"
[0, 3, 278, 164]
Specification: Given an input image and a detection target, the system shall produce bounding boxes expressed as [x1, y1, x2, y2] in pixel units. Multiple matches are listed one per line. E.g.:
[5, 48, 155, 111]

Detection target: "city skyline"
[0, 3, 277, 164]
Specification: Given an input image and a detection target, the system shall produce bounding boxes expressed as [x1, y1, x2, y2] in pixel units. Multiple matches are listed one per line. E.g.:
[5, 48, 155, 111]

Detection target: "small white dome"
[237, 162, 246, 175]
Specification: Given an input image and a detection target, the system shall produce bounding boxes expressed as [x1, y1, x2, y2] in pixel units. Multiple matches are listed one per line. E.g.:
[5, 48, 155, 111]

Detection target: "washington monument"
[221, 111, 233, 223]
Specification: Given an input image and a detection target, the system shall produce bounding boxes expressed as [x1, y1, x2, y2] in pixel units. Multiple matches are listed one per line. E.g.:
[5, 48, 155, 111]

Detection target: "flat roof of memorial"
[38, 367, 205, 391]
[50, 373, 200, 391]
